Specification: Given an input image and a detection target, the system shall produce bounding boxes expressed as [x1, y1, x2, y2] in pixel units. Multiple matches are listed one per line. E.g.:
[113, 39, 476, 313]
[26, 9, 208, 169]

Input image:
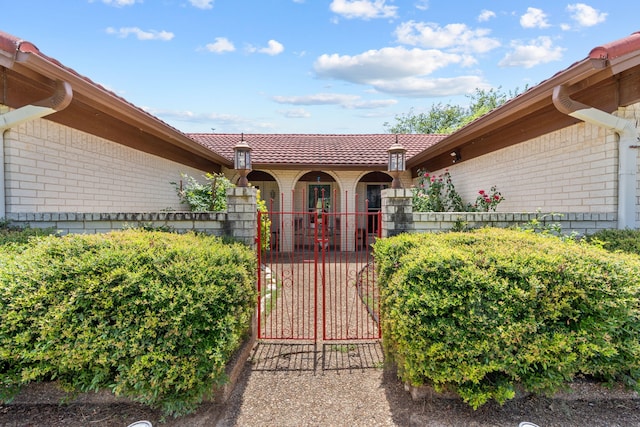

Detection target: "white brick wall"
[4, 115, 210, 213]
[428, 103, 640, 222]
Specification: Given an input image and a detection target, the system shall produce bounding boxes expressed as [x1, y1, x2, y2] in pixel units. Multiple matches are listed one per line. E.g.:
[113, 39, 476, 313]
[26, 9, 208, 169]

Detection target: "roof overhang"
[407, 32, 640, 174]
[0, 33, 231, 171]
[250, 163, 389, 171]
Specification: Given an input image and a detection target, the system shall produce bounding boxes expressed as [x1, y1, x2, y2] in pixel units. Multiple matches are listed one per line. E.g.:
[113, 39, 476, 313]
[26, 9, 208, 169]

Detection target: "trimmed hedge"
[0, 230, 256, 416]
[0, 223, 55, 250]
[586, 228, 640, 256]
[373, 228, 640, 409]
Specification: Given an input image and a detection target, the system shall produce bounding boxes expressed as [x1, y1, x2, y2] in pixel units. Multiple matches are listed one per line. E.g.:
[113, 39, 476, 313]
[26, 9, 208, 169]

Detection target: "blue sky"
[2, 1, 637, 134]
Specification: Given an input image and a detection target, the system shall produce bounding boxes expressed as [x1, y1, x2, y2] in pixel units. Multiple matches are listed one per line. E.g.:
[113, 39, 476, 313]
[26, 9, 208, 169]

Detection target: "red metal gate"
[257, 198, 381, 342]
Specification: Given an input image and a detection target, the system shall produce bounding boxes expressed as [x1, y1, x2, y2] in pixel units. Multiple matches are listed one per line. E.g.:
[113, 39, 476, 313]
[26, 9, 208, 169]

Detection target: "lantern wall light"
[387, 135, 407, 189]
[234, 133, 252, 187]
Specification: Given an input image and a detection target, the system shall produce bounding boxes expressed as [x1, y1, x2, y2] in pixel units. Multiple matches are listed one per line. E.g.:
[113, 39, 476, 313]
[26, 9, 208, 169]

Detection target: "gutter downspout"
[0, 80, 72, 219]
[553, 84, 639, 229]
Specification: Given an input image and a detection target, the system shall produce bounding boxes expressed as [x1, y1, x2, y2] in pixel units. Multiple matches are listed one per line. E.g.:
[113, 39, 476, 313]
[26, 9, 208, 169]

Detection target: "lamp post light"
[388, 136, 406, 189]
[234, 133, 252, 187]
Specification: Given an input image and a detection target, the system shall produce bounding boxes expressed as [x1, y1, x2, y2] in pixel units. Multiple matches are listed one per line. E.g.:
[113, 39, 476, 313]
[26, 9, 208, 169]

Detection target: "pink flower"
[424, 173, 429, 178]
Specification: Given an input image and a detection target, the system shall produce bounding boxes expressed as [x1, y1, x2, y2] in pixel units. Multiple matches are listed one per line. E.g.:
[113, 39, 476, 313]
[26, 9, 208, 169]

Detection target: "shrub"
[373, 228, 640, 409]
[412, 169, 504, 212]
[586, 228, 640, 256]
[413, 170, 465, 212]
[0, 230, 256, 416]
[256, 189, 271, 252]
[0, 221, 56, 250]
[171, 172, 234, 211]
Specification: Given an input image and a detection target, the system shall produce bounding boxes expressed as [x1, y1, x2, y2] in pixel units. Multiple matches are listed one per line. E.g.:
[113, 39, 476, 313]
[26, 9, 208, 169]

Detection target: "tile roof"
[188, 133, 447, 167]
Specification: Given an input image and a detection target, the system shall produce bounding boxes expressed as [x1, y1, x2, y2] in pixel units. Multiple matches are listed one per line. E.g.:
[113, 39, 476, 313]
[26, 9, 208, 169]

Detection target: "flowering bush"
[171, 172, 233, 211]
[412, 169, 504, 212]
[470, 186, 504, 212]
[413, 169, 465, 212]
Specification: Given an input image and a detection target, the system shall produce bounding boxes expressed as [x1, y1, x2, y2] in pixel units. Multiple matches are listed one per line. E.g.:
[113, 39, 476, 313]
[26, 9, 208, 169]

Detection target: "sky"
[1, 1, 638, 134]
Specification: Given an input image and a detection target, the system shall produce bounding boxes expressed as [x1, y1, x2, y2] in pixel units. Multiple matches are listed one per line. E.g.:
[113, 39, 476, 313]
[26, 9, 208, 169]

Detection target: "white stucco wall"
[3, 115, 208, 213]
[428, 102, 640, 225]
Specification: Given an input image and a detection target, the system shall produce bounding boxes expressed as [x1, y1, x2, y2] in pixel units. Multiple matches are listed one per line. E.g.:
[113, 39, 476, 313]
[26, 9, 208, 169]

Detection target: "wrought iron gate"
[257, 207, 381, 342]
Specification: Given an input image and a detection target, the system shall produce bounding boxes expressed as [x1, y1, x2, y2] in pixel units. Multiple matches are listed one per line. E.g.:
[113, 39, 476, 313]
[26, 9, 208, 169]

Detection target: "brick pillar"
[381, 188, 414, 238]
[225, 187, 257, 248]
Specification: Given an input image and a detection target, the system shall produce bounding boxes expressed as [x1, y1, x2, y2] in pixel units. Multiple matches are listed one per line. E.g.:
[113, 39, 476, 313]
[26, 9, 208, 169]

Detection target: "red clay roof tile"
[188, 133, 447, 167]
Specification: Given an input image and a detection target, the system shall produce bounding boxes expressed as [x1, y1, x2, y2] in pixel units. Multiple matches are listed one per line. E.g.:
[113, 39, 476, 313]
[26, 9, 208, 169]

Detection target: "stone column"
[225, 187, 257, 248]
[381, 188, 414, 238]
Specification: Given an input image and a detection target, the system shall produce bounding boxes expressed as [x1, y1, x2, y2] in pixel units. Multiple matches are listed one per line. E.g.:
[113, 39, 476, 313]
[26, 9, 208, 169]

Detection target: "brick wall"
[5, 188, 258, 247]
[381, 189, 617, 237]
[3, 116, 207, 213]
[418, 103, 640, 228]
[442, 122, 617, 213]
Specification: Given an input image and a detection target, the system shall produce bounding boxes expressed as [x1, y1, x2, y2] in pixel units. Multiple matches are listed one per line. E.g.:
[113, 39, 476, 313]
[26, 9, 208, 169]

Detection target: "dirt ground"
[1, 342, 640, 427]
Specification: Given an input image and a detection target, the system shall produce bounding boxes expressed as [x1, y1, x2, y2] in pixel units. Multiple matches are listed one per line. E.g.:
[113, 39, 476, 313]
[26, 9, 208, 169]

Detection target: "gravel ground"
[215, 342, 640, 427]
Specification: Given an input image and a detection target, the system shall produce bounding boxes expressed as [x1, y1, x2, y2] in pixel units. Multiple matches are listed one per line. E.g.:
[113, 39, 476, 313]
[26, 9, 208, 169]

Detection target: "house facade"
[1, 29, 640, 236]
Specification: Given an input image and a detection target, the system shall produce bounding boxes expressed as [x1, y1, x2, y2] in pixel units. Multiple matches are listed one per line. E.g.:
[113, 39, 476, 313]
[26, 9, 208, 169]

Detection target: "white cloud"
[567, 3, 607, 27]
[394, 22, 500, 54]
[520, 7, 550, 29]
[313, 46, 488, 97]
[145, 107, 275, 132]
[273, 93, 397, 109]
[415, 0, 429, 11]
[478, 10, 496, 22]
[248, 40, 285, 55]
[99, 0, 138, 6]
[189, 0, 214, 9]
[350, 99, 398, 109]
[273, 93, 361, 106]
[369, 76, 489, 97]
[499, 36, 565, 68]
[280, 108, 312, 118]
[329, 0, 398, 20]
[105, 27, 174, 41]
[205, 37, 235, 53]
[314, 46, 468, 83]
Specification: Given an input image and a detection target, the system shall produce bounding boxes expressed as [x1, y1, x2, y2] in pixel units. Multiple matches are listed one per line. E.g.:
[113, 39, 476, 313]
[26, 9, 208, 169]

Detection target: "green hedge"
[0, 223, 55, 250]
[586, 228, 640, 256]
[0, 230, 256, 416]
[373, 228, 640, 409]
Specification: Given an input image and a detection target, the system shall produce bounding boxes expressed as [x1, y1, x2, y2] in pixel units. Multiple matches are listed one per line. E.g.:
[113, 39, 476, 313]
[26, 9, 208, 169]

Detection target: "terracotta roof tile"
[188, 133, 446, 167]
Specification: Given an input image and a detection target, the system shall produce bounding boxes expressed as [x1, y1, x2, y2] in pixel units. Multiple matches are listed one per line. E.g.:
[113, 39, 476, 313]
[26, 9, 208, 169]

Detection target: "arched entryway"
[356, 171, 392, 240]
[292, 171, 340, 214]
[247, 170, 280, 210]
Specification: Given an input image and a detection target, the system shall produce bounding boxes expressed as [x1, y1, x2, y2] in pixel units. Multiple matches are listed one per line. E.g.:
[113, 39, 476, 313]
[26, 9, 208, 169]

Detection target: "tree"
[384, 87, 525, 135]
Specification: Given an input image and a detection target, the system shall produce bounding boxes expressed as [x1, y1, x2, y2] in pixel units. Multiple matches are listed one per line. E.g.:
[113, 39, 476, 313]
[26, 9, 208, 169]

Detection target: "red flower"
[479, 190, 485, 195]
[494, 194, 501, 200]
